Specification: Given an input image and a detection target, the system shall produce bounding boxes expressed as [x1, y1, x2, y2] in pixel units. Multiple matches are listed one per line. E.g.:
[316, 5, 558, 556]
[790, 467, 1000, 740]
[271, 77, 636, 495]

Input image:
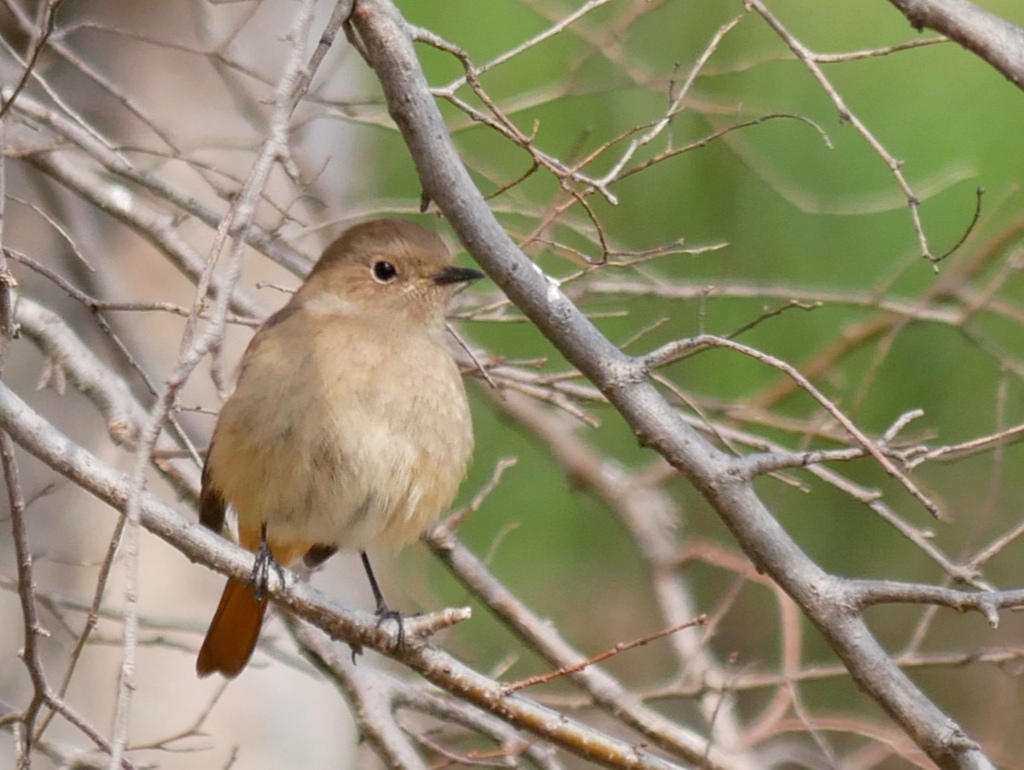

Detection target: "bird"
[195, 218, 481, 678]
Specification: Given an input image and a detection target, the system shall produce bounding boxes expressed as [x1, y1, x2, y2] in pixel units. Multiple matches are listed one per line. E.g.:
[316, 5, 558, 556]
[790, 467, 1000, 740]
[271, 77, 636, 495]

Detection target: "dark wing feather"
[303, 544, 338, 568]
[199, 452, 227, 533]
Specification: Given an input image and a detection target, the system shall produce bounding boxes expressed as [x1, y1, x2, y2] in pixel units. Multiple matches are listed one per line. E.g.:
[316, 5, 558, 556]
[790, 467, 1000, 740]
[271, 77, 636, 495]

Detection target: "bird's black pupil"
[373, 261, 397, 282]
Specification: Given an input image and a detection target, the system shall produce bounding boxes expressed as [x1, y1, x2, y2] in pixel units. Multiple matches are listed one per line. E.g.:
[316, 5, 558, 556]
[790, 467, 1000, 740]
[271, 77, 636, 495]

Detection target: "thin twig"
[503, 616, 706, 694]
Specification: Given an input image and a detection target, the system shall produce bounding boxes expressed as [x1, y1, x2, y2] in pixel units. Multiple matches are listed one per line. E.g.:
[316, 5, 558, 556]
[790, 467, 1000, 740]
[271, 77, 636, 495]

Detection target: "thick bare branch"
[888, 0, 1024, 90]
[347, 2, 1000, 767]
[0, 380, 694, 770]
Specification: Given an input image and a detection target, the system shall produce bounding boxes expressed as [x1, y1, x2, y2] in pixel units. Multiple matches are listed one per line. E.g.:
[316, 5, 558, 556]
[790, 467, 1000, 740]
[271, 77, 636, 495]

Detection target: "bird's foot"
[251, 523, 286, 601]
[374, 602, 406, 651]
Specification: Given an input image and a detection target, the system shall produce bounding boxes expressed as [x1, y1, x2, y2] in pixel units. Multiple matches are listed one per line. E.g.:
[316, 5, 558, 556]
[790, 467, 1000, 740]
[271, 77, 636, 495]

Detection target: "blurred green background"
[357, 0, 1024, 757]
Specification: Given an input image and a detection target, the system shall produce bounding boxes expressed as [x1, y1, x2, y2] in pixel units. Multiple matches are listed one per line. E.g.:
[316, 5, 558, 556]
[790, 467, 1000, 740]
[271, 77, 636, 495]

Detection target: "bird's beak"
[432, 265, 485, 286]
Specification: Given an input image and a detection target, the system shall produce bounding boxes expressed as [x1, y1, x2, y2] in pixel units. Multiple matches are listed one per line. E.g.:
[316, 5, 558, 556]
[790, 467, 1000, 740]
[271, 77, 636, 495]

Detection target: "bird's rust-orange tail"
[196, 578, 268, 678]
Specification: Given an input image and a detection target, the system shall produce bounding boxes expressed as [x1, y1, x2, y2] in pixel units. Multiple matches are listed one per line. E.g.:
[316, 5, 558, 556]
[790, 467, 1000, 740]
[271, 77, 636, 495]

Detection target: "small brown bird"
[196, 218, 480, 678]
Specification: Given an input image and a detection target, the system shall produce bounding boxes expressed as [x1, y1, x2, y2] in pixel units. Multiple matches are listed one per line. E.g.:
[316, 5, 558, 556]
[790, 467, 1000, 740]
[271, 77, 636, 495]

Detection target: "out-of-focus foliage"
[392, 0, 1024, 755]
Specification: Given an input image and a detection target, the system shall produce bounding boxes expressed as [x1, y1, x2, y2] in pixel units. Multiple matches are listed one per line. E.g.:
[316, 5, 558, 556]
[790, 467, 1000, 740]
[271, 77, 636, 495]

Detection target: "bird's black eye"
[372, 261, 398, 283]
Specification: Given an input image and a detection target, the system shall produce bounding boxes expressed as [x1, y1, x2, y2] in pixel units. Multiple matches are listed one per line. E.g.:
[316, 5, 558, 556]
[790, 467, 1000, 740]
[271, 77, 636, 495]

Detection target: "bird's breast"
[207, 316, 473, 554]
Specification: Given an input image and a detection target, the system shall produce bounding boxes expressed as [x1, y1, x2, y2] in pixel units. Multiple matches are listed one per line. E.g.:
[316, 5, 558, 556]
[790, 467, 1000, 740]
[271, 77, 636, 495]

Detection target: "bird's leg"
[251, 523, 286, 601]
[360, 550, 405, 649]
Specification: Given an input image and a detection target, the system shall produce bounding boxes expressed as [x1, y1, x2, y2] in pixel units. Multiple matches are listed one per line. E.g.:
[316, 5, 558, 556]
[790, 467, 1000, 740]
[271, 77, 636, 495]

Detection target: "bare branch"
[348, 2, 1002, 767]
[0, 350, 687, 770]
[888, 0, 1024, 91]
